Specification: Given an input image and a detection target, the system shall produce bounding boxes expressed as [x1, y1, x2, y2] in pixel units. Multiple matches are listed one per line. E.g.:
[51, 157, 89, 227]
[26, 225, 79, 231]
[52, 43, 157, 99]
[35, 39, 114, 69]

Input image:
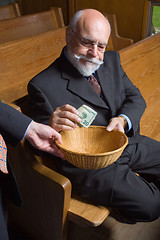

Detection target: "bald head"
[69, 9, 111, 39]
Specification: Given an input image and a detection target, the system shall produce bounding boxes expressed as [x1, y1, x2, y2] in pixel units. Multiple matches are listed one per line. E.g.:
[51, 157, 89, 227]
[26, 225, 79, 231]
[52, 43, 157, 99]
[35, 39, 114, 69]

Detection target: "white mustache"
[74, 54, 103, 65]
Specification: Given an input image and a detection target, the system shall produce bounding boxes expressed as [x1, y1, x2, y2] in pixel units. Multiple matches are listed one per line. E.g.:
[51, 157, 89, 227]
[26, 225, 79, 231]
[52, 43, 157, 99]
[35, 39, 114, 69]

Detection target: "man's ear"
[66, 27, 73, 44]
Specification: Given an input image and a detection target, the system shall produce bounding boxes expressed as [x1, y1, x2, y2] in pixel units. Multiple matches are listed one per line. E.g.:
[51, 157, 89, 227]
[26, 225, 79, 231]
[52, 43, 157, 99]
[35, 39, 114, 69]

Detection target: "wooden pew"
[0, 8, 64, 44]
[105, 14, 134, 51]
[0, 27, 110, 240]
[0, 3, 21, 20]
[0, 28, 66, 103]
[120, 32, 160, 141]
[50, 6, 65, 27]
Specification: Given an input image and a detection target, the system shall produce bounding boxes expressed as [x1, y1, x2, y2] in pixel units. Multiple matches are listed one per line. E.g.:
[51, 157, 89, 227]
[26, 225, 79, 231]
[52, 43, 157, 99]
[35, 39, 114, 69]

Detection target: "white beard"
[67, 48, 103, 77]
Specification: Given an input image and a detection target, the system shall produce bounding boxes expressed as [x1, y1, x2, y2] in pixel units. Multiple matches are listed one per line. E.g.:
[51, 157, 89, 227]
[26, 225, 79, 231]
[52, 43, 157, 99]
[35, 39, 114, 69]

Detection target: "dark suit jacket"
[0, 101, 31, 206]
[28, 48, 146, 142]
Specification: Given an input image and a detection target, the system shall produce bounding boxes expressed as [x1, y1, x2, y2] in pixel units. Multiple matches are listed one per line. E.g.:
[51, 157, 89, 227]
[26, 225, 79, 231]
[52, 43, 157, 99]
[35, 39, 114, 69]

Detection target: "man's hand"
[25, 121, 64, 158]
[107, 117, 125, 133]
[49, 104, 81, 132]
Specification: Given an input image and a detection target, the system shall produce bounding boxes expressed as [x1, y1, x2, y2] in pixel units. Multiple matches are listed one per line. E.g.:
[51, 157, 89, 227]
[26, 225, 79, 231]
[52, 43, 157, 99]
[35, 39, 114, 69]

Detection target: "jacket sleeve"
[0, 101, 32, 146]
[116, 52, 146, 135]
[28, 81, 54, 125]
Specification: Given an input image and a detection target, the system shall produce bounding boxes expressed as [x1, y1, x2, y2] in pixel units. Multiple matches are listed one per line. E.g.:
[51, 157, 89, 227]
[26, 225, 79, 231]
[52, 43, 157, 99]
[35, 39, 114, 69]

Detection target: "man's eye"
[82, 39, 92, 45]
[98, 45, 105, 49]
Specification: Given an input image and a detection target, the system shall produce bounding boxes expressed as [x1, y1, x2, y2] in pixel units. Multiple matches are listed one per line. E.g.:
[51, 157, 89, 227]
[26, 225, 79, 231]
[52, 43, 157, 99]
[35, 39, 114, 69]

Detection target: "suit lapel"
[97, 64, 114, 112]
[60, 52, 108, 109]
[67, 74, 108, 109]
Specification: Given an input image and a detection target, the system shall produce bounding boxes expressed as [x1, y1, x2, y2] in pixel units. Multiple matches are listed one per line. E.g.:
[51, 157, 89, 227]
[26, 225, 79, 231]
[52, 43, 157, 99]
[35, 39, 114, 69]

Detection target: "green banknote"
[77, 105, 97, 128]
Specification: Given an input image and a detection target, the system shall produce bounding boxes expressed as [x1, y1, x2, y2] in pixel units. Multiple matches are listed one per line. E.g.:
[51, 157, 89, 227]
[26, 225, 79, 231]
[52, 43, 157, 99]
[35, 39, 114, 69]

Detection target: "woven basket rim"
[56, 126, 128, 157]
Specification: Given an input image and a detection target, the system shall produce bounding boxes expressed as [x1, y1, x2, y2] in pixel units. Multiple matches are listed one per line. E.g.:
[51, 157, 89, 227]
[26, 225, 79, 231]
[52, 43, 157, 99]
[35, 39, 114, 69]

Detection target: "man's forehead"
[77, 20, 109, 44]
[76, 13, 109, 36]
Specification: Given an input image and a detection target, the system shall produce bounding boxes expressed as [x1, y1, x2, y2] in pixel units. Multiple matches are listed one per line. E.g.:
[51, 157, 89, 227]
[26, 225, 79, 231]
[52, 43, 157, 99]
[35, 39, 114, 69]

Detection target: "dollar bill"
[77, 105, 97, 128]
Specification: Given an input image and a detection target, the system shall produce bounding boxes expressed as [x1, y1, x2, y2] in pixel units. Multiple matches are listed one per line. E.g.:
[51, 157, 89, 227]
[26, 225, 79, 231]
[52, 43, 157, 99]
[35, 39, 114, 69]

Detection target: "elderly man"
[28, 9, 160, 223]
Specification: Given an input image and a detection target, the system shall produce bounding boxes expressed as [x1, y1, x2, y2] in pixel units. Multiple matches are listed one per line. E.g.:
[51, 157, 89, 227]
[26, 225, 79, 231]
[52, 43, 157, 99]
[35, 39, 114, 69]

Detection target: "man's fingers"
[46, 145, 64, 158]
[107, 117, 125, 133]
[58, 111, 81, 123]
[51, 131, 63, 144]
[49, 104, 81, 132]
[59, 104, 79, 115]
[107, 118, 115, 131]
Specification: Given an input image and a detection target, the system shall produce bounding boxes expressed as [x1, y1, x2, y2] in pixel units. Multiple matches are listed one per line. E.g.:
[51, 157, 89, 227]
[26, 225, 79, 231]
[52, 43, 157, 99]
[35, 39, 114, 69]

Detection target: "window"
[147, 0, 160, 36]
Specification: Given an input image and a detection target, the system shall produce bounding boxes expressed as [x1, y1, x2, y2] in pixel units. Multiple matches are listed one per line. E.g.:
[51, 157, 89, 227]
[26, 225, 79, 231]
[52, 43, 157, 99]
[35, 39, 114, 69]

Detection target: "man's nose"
[88, 44, 98, 57]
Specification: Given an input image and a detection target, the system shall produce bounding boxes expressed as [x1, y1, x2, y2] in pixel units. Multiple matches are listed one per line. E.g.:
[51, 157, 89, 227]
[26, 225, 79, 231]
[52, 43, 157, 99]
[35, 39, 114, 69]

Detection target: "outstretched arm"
[25, 121, 64, 158]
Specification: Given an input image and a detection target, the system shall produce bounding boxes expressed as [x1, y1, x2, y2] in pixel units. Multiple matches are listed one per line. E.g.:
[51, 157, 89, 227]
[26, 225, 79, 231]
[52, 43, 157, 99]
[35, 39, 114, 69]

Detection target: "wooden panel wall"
[73, 0, 148, 43]
[18, 0, 69, 25]
[18, 0, 149, 43]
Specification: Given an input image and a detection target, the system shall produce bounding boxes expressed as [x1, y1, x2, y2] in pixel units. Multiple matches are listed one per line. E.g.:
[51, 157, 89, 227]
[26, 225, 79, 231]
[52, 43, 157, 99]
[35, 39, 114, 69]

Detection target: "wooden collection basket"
[56, 126, 128, 169]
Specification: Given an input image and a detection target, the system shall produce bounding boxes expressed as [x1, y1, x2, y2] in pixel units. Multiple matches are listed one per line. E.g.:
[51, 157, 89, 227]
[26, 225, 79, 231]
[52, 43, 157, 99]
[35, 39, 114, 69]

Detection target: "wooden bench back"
[120, 33, 160, 140]
[50, 6, 65, 28]
[0, 27, 66, 103]
[105, 14, 133, 51]
[0, 3, 21, 20]
[0, 8, 64, 44]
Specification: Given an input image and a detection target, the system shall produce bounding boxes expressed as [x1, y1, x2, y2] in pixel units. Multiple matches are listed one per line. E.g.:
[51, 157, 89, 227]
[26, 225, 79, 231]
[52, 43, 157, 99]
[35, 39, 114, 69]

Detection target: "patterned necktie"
[0, 134, 8, 174]
[88, 75, 101, 95]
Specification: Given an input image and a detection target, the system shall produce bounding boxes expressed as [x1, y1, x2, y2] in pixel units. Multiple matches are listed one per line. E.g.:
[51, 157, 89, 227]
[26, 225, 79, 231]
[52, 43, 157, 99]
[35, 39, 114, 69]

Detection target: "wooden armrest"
[8, 139, 71, 240]
[105, 13, 133, 51]
[69, 198, 110, 227]
[34, 149, 110, 227]
[11, 3, 21, 17]
[50, 7, 65, 27]
[9, 134, 110, 237]
[115, 36, 133, 51]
